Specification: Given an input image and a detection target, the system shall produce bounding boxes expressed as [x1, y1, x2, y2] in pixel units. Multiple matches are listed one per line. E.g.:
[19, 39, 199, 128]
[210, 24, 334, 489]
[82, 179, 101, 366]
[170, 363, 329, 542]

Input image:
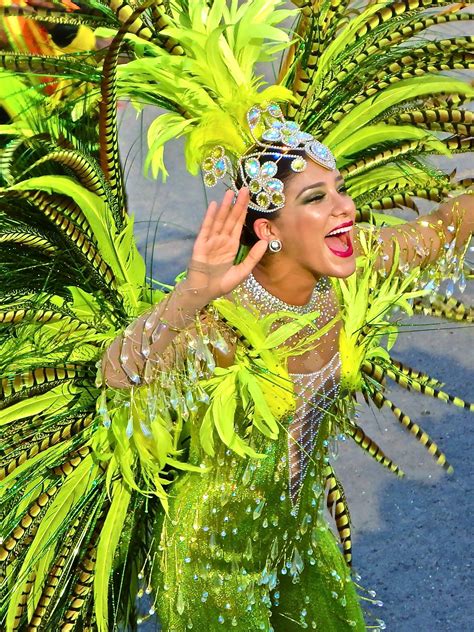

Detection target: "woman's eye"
[306, 193, 325, 203]
[305, 187, 347, 202]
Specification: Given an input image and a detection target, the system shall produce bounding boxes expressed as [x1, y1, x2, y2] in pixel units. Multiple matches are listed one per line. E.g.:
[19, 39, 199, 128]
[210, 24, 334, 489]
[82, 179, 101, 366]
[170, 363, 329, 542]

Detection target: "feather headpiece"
[116, 0, 298, 179]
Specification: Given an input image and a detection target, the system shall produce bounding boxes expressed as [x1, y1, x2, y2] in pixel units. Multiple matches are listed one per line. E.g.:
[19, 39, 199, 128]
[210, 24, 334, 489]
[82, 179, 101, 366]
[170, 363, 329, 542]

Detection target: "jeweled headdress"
[201, 103, 336, 213]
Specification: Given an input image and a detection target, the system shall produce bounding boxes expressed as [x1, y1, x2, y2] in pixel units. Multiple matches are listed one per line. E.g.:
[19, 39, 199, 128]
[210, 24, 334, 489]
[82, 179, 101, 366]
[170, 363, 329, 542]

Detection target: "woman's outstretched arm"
[357, 190, 474, 272]
[102, 188, 266, 388]
[102, 281, 206, 388]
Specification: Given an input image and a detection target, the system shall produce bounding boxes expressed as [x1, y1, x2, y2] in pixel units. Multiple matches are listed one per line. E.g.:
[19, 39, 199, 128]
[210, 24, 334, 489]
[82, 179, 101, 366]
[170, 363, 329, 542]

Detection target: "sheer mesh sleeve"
[356, 191, 474, 273]
[102, 300, 236, 389]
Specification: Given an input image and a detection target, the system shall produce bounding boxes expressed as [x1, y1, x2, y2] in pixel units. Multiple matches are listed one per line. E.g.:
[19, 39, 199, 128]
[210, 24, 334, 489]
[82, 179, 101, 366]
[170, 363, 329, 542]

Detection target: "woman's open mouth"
[324, 222, 354, 258]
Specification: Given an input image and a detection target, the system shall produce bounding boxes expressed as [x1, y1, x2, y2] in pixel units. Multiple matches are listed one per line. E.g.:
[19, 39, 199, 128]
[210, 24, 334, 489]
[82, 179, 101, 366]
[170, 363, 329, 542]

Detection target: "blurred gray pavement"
[118, 103, 473, 632]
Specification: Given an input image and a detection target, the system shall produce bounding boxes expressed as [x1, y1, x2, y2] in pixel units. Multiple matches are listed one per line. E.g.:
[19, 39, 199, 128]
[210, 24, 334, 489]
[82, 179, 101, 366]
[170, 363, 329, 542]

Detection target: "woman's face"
[258, 160, 357, 279]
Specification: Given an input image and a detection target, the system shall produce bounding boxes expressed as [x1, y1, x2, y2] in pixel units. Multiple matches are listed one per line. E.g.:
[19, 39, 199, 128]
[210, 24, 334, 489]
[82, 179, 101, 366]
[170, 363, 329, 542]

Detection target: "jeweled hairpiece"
[201, 103, 336, 213]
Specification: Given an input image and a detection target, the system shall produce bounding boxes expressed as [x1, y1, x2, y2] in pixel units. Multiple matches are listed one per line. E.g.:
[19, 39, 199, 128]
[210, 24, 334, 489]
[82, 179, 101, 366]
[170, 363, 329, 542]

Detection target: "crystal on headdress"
[214, 158, 227, 177]
[261, 161, 278, 178]
[265, 178, 284, 193]
[204, 172, 217, 187]
[247, 106, 261, 128]
[291, 157, 307, 172]
[245, 158, 260, 178]
[211, 146, 224, 159]
[283, 134, 300, 148]
[267, 103, 282, 117]
[305, 140, 336, 170]
[271, 192, 284, 206]
[256, 192, 270, 209]
[249, 179, 261, 193]
[262, 128, 281, 142]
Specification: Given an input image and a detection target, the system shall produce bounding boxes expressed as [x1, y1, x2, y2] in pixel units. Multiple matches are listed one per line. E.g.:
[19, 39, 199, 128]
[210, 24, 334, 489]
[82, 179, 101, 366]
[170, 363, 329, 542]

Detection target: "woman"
[2, 2, 474, 630]
[103, 142, 474, 631]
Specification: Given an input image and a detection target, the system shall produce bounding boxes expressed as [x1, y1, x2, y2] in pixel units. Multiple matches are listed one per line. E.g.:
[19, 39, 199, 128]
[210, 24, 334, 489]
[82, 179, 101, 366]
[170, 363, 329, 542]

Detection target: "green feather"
[6, 454, 98, 632]
[309, 1, 384, 86]
[347, 162, 432, 199]
[324, 76, 474, 148]
[94, 480, 131, 632]
[239, 368, 279, 438]
[0, 70, 42, 122]
[335, 123, 450, 166]
[8, 176, 146, 313]
[0, 383, 79, 427]
[145, 113, 197, 179]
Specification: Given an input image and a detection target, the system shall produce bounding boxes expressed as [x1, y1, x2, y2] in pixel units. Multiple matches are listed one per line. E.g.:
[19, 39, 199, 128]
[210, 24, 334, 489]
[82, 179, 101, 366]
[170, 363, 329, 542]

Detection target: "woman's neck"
[252, 260, 320, 307]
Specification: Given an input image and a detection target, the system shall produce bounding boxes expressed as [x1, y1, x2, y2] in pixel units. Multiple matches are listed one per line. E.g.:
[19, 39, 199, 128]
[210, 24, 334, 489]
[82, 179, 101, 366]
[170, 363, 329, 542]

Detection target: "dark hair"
[236, 144, 307, 247]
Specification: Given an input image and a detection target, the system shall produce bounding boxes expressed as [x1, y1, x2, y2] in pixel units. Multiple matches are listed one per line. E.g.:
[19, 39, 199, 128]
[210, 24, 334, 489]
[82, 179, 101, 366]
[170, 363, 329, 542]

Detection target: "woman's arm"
[102, 282, 208, 388]
[356, 191, 474, 272]
[102, 188, 266, 388]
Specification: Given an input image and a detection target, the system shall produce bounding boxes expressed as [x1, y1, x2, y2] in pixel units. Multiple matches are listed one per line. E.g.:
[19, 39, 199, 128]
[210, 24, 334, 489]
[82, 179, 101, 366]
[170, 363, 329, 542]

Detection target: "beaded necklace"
[242, 272, 332, 318]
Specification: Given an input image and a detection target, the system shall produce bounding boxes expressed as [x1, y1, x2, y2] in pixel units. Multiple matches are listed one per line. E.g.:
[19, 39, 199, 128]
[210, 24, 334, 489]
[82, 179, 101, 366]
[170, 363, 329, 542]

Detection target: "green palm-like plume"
[0, 17, 158, 630]
[283, 1, 474, 215]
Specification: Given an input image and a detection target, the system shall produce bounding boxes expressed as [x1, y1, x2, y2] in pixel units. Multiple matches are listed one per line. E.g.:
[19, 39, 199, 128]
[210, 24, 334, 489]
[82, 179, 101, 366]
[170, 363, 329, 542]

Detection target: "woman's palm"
[189, 188, 268, 299]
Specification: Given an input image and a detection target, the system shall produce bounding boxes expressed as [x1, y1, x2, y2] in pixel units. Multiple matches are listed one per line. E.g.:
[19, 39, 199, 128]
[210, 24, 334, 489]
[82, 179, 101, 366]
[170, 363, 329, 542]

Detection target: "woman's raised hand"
[182, 188, 268, 304]
[102, 189, 265, 386]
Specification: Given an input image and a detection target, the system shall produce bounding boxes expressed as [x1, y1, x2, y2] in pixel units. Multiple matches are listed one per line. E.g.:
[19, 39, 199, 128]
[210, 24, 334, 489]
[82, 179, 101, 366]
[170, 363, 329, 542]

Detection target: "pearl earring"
[268, 239, 282, 253]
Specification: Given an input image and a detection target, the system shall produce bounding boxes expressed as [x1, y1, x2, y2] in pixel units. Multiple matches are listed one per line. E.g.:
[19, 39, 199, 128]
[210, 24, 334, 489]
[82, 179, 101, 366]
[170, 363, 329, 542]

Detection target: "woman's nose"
[331, 190, 355, 215]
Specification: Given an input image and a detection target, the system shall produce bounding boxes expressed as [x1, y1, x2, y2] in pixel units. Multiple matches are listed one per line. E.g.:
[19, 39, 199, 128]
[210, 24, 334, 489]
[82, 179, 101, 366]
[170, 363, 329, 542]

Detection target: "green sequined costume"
[154, 413, 365, 631]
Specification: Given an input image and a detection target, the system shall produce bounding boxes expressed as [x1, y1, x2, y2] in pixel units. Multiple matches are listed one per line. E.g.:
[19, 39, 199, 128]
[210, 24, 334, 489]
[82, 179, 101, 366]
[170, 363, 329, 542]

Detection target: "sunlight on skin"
[251, 161, 357, 306]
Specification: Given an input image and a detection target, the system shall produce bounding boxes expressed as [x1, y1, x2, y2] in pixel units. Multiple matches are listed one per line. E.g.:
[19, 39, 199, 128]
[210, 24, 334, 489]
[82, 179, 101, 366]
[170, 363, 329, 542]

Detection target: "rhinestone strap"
[288, 352, 341, 506]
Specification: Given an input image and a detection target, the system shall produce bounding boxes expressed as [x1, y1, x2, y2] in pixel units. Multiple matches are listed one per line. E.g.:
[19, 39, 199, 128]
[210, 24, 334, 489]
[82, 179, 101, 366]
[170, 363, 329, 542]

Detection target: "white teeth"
[326, 225, 352, 237]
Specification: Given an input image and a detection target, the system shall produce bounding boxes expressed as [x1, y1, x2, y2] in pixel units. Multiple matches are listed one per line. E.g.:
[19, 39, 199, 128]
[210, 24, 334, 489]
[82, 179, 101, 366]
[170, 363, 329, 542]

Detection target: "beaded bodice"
[233, 273, 341, 503]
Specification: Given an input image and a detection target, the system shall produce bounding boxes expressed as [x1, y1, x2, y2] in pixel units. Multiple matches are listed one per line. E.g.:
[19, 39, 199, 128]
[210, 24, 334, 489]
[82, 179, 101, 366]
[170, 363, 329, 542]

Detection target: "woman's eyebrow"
[297, 175, 344, 198]
[297, 182, 325, 197]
